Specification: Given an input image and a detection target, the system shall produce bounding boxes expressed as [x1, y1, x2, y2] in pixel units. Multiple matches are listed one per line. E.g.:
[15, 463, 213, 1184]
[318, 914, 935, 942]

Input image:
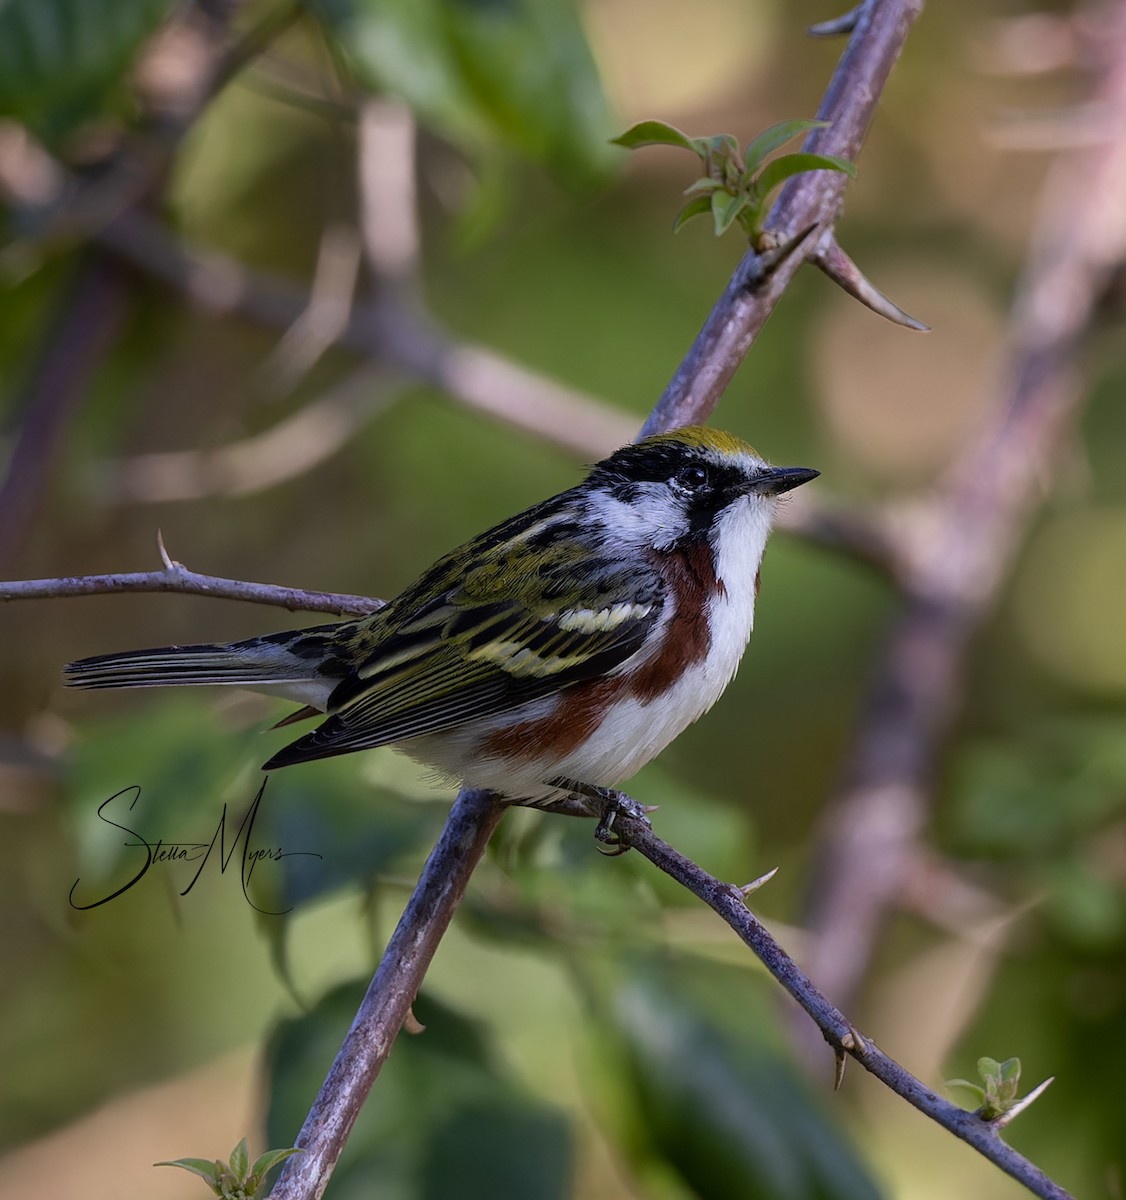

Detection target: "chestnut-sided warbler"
[65, 427, 817, 806]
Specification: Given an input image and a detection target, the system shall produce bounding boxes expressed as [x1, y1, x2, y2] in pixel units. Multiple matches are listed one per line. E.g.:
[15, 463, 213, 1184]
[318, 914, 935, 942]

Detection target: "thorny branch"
[611, 808, 1073, 1200]
[0, 559, 380, 616]
[640, 0, 925, 436]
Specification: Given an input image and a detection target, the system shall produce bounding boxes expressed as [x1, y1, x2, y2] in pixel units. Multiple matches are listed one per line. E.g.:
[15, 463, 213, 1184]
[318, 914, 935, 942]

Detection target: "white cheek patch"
[584, 488, 689, 550]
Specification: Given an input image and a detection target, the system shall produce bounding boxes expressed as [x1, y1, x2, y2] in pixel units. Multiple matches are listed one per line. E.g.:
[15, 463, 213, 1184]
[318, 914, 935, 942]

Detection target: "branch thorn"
[990, 1076, 1055, 1130]
[832, 1024, 869, 1089]
[813, 235, 930, 330]
[839, 1025, 869, 1055]
[808, 5, 864, 37]
[834, 1045, 848, 1090]
[739, 866, 779, 896]
[746, 222, 821, 291]
[156, 528, 181, 571]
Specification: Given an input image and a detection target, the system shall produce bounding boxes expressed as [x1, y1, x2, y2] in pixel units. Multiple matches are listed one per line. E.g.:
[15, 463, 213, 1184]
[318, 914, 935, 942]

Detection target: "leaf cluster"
[612, 118, 856, 244]
[948, 1056, 1024, 1121]
[156, 1137, 300, 1199]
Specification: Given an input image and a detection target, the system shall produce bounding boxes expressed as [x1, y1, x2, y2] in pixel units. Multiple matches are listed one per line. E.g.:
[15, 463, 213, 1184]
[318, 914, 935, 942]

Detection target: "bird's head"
[583, 426, 819, 555]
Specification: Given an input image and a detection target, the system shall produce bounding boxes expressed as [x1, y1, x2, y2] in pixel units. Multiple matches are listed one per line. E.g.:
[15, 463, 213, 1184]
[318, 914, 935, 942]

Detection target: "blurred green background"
[1, 1, 1124, 1197]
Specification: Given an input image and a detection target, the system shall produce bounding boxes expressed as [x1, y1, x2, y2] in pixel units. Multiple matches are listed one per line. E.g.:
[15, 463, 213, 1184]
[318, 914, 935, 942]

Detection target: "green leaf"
[946, 1078, 986, 1104]
[700, 133, 740, 158]
[753, 151, 856, 198]
[672, 195, 713, 232]
[743, 118, 828, 171]
[245, 1147, 302, 1194]
[265, 985, 572, 1198]
[978, 1056, 1022, 1115]
[711, 190, 748, 237]
[595, 963, 882, 1200]
[420, 1102, 571, 1200]
[611, 119, 698, 153]
[0, 0, 177, 140]
[682, 176, 726, 195]
[951, 1056, 1025, 1118]
[228, 1138, 249, 1182]
[248, 1147, 302, 1183]
[308, 0, 616, 186]
[154, 1157, 223, 1190]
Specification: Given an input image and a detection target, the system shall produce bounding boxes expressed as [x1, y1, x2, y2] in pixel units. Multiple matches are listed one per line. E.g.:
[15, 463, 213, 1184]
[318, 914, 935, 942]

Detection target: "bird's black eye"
[673, 463, 709, 492]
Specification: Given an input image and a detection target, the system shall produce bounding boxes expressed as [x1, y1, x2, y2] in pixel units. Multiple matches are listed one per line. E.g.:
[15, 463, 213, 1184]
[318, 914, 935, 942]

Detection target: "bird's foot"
[551, 780, 652, 855]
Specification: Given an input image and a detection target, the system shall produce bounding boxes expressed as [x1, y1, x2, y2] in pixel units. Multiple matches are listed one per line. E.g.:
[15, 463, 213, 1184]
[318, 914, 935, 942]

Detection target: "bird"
[65, 427, 817, 813]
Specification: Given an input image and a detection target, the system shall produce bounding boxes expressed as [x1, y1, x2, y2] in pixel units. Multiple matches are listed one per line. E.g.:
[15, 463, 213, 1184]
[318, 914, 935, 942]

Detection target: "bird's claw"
[590, 788, 651, 855]
[546, 780, 652, 853]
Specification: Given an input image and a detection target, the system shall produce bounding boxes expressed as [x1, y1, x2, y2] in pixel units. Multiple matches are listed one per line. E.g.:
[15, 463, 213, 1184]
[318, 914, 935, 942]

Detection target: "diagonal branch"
[640, 0, 925, 437]
[611, 808, 1074, 1200]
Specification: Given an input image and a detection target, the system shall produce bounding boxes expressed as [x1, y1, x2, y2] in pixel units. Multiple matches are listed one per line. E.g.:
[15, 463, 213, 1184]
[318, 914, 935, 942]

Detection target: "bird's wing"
[263, 556, 664, 768]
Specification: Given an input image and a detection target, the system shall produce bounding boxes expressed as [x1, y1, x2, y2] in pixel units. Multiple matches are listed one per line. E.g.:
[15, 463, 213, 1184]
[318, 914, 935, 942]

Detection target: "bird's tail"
[64, 624, 345, 707]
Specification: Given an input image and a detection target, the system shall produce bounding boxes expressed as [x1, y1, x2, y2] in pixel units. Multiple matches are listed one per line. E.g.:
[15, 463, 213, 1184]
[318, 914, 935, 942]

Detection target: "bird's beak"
[754, 465, 820, 496]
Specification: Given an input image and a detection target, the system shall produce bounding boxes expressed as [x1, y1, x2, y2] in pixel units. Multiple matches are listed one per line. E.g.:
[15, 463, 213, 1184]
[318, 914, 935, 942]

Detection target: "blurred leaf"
[611, 119, 698, 153]
[247, 1147, 302, 1192]
[949, 1057, 1023, 1119]
[711, 189, 747, 237]
[950, 715, 1126, 946]
[683, 176, 725, 195]
[1042, 857, 1124, 947]
[672, 194, 712, 233]
[420, 1103, 570, 1200]
[592, 961, 882, 1200]
[752, 151, 856, 198]
[153, 1156, 223, 1186]
[951, 716, 1126, 857]
[245, 756, 445, 991]
[64, 698, 264, 894]
[249, 757, 443, 914]
[743, 118, 827, 171]
[228, 1137, 249, 1182]
[265, 984, 571, 1200]
[307, 0, 616, 185]
[701, 132, 740, 160]
[0, 0, 176, 139]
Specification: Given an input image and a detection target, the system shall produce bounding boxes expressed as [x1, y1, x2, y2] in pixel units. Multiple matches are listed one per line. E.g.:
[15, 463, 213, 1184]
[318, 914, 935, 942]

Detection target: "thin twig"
[0, 563, 381, 616]
[800, 0, 1126, 1011]
[607, 809, 1074, 1200]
